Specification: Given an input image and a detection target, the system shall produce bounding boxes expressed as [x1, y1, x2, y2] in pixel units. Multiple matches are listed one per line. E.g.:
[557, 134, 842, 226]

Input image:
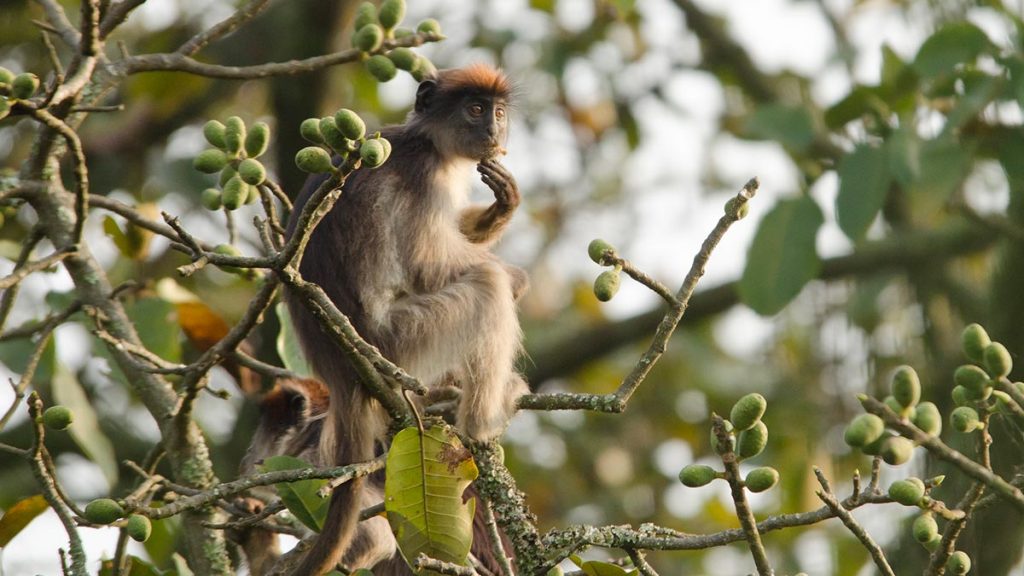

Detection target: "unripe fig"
[319, 117, 349, 152]
[238, 158, 266, 186]
[888, 479, 925, 506]
[300, 118, 325, 144]
[736, 420, 768, 460]
[911, 401, 942, 436]
[394, 27, 414, 39]
[43, 405, 73, 430]
[388, 47, 419, 72]
[744, 467, 779, 493]
[334, 109, 366, 141]
[354, 24, 384, 52]
[193, 148, 228, 173]
[711, 419, 734, 454]
[946, 551, 971, 575]
[587, 238, 614, 264]
[0, 98, 9, 121]
[883, 395, 904, 415]
[730, 393, 767, 431]
[378, 136, 392, 159]
[593, 270, 620, 302]
[417, 18, 442, 36]
[952, 385, 970, 406]
[992, 390, 1016, 415]
[126, 514, 152, 542]
[11, 73, 39, 99]
[678, 464, 718, 487]
[950, 406, 981, 434]
[360, 138, 388, 167]
[924, 534, 942, 552]
[84, 498, 124, 525]
[411, 57, 437, 82]
[961, 323, 990, 363]
[214, 243, 241, 257]
[955, 365, 990, 395]
[892, 365, 920, 409]
[200, 188, 222, 211]
[221, 176, 248, 210]
[912, 514, 938, 543]
[844, 413, 884, 448]
[0, 67, 13, 86]
[861, 431, 889, 456]
[245, 181, 261, 205]
[983, 342, 1012, 378]
[295, 146, 334, 174]
[378, 0, 406, 30]
[245, 122, 270, 158]
[223, 116, 246, 156]
[880, 436, 914, 466]
[203, 120, 227, 149]
[354, 2, 378, 31]
[366, 54, 398, 82]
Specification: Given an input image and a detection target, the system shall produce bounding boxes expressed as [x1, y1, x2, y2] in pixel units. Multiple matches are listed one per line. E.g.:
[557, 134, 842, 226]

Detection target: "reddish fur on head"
[434, 63, 510, 99]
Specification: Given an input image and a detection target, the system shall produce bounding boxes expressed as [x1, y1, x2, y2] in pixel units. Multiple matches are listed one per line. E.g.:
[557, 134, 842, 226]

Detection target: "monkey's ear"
[415, 79, 438, 114]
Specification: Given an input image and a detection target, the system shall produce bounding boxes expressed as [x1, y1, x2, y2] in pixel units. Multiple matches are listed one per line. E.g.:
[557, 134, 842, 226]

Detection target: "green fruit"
[359, 138, 387, 167]
[0, 98, 9, 121]
[962, 323, 991, 363]
[354, 2, 377, 31]
[378, 136, 392, 159]
[221, 176, 248, 210]
[245, 182, 261, 204]
[744, 467, 779, 493]
[200, 188, 222, 211]
[911, 401, 942, 436]
[193, 148, 228, 173]
[730, 393, 767, 431]
[892, 365, 921, 409]
[43, 405, 73, 430]
[588, 238, 614, 264]
[736, 420, 768, 460]
[950, 406, 981, 434]
[883, 395, 904, 415]
[0, 67, 13, 86]
[378, 0, 406, 29]
[203, 120, 227, 149]
[992, 390, 1016, 415]
[888, 479, 925, 506]
[983, 342, 1012, 378]
[334, 109, 366, 141]
[366, 54, 398, 82]
[214, 243, 241, 257]
[946, 551, 971, 575]
[912, 513, 938, 543]
[319, 117, 349, 152]
[295, 146, 334, 174]
[411, 57, 437, 82]
[388, 47, 419, 72]
[224, 116, 246, 156]
[126, 514, 152, 542]
[844, 413, 884, 448]
[593, 270, 620, 302]
[245, 122, 270, 158]
[711, 419, 734, 454]
[924, 534, 942, 552]
[955, 365, 990, 395]
[880, 436, 915, 466]
[417, 18, 442, 36]
[354, 24, 384, 52]
[300, 118, 325, 144]
[84, 498, 124, 525]
[11, 73, 39, 99]
[394, 27, 414, 39]
[952, 385, 970, 406]
[678, 464, 718, 487]
[861, 431, 889, 456]
[238, 158, 266, 186]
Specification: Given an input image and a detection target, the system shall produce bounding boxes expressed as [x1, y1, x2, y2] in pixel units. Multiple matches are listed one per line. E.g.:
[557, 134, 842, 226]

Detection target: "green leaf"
[385, 426, 478, 571]
[0, 494, 48, 547]
[824, 86, 887, 130]
[743, 104, 816, 152]
[568, 555, 638, 576]
[912, 22, 994, 79]
[907, 136, 971, 215]
[53, 366, 119, 486]
[878, 44, 918, 111]
[103, 216, 135, 259]
[260, 455, 328, 532]
[131, 297, 182, 364]
[170, 553, 195, 576]
[275, 302, 314, 378]
[0, 330, 56, 384]
[738, 196, 823, 315]
[887, 128, 921, 187]
[943, 73, 1000, 134]
[836, 143, 892, 242]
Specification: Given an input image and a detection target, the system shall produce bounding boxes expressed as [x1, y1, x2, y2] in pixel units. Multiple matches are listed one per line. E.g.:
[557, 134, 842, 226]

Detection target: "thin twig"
[0, 228, 45, 332]
[177, 0, 272, 56]
[413, 554, 478, 576]
[625, 548, 659, 576]
[713, 414, 772, 576]
[812, 467, 894, 576]
[482, 499, 515, 576]
[0, 246, 76, 289]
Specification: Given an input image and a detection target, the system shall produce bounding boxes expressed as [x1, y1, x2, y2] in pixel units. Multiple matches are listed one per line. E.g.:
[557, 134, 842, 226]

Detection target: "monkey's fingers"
[478, 162, 519, 207]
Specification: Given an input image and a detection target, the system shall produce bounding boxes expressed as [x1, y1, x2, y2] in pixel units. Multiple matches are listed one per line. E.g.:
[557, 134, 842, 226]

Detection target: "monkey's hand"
[460, 159, 520, 244]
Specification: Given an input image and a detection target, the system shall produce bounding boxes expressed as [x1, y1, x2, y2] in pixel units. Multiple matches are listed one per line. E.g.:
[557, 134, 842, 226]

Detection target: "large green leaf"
[836, 143, 892, 242]
[943, 73, 1000, 134]
[53, 366, 119, 486]
[912, 22, 994, 79]
[907, 136, 971, 216]
[275, 302, 314, 378]
[824, 86, 887, 130]
[385, 426, 478, 572]
[260, 455, 329, 532]
[738, 196, 824, 315]
[743, 104, 816, 152]
[0, 494, 48, 548]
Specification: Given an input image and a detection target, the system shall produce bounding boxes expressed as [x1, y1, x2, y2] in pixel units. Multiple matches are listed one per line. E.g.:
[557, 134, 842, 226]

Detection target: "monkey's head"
[411, 64, 511, 161]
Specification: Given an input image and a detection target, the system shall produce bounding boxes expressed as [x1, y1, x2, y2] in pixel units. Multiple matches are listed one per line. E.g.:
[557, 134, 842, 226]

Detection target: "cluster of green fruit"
[351, 0, 440, 83]
[193, 117, 271, 211]
[295, 108, 391, 174]
[678, 393, 780, 494]
[0, 67, 40, 120]
[587, 239, 621, 302]
[949, 323, 1018, 433]
[886, 475, 972, 571]
[844, 365, 933, 465]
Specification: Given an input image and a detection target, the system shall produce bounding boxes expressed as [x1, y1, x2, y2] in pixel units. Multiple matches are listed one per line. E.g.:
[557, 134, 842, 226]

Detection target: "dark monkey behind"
[283, 64, 528, 575]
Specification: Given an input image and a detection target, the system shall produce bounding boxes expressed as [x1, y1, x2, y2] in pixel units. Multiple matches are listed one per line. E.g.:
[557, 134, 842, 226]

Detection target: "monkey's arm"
[459, 158, 520, 245]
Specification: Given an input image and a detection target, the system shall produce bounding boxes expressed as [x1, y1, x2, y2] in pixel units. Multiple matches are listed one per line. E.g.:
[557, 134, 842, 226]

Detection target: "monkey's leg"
[385, 260, 523, 440]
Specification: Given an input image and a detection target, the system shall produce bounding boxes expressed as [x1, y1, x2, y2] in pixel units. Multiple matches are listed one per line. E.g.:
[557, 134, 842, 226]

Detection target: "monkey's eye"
[495, 107, 506, 120]
[468, 103, 485, 117]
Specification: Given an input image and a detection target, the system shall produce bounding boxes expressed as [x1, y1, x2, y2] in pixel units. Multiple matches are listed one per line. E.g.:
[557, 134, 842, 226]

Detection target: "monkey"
[282, 64, 528, 575]
[234, 377, 515, 576]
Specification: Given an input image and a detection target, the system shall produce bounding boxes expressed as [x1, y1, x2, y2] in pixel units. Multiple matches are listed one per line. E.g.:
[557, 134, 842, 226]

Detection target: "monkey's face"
[433, 94, 509, 161]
